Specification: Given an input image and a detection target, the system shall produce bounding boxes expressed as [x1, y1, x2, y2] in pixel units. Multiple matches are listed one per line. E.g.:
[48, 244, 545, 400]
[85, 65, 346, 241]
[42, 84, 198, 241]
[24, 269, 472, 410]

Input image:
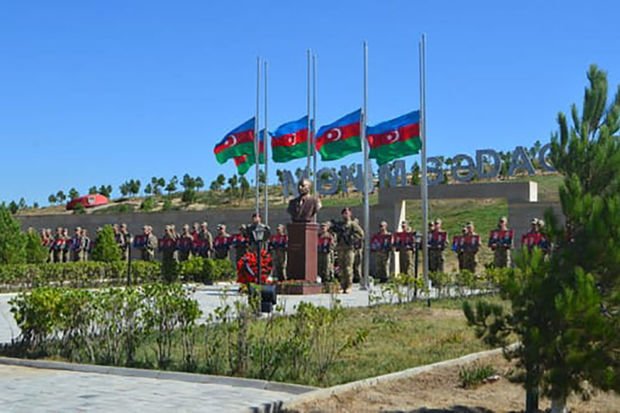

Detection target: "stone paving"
[0, 363, 294, 412]
[0, 283, 374, 412]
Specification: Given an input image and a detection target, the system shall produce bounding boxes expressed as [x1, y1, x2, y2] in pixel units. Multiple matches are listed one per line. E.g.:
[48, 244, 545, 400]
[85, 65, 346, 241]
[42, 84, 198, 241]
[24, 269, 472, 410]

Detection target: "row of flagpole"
[249, 36, 429, 295]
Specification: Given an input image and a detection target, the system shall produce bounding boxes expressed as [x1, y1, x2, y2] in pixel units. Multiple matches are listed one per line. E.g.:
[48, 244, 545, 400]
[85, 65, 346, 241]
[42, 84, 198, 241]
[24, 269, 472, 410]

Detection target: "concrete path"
[0, 363, 296, 412]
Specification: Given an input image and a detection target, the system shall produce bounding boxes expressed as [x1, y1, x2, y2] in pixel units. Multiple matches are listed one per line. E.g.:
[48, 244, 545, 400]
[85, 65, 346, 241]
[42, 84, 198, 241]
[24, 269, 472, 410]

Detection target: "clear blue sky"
[1, 0, 619, 205]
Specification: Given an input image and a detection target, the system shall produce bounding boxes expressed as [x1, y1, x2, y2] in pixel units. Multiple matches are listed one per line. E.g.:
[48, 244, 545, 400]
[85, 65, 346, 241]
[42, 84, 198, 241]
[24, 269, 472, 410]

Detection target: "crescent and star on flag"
[326, 128, 342, 142]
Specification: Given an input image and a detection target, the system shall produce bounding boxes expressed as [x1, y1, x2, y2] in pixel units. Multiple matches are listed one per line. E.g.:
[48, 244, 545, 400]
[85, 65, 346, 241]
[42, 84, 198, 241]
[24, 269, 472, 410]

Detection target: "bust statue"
[287, 178, 321, 223]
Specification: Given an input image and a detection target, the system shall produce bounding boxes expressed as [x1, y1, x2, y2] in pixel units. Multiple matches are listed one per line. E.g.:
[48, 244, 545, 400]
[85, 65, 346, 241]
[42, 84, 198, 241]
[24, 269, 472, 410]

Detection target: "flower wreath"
[236, 249, 273, 284]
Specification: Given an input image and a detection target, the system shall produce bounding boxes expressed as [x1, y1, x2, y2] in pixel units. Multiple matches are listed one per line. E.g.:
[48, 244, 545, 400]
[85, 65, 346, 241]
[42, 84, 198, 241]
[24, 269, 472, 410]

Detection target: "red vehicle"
[66, 194, 109, 210]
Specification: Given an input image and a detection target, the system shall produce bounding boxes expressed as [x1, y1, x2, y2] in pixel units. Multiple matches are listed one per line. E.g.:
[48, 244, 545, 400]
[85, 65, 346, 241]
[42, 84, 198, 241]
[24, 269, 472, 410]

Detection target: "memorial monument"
[285, 178, 322, 294]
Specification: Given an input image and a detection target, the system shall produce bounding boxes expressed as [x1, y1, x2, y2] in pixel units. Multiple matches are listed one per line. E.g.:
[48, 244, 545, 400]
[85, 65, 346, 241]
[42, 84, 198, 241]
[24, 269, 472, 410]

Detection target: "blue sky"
[1, 0, 619, 205]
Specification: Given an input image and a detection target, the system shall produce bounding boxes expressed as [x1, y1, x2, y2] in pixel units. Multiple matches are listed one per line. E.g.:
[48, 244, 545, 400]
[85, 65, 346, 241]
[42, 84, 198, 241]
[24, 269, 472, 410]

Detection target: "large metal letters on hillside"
[280, 144, 554, 197]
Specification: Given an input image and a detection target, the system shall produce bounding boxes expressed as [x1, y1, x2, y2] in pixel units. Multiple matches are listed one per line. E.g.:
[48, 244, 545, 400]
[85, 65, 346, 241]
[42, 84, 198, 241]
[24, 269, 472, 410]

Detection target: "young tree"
[119, 182, 130, 197]
[25, 228, 48, 264]
[56, 191, 66, 203]
[8, 201, 18, 214]
[18, 198, 27, 210]
[48, 194, 57, 205]
[98, 185, 113, 198]
[91, 225, 122, 262]
[239, 176, 250, 202]
[144, 183, 153, 195]
[165, 176, 178, 195]
[129, 179, 141, 196]
[88, 186, 98, 195]
[0, 205, 26, 264]
[464, 65, 620, 413]
[227, 175, 239, 197]
[68, 188, 79, 200]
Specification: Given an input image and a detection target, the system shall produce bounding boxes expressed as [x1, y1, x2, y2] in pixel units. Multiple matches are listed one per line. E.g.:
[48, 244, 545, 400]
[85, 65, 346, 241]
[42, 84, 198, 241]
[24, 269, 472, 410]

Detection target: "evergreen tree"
[239, 176, 250, 202]
[98, 185, 112, 198]
[56, 191, 66, 203]
[464, 65, 620, 413]
[88, 186, 98, 195]
[165, 176, 178, 195]
[25, 228, 48, 264]
[18, 198, 27, 210]
[91, 225, 122, 262]
[68, 188, 79, 200]
[48, 194, 57, 205]
[8, 201, 18, 214]
[0, 205, 26, 264]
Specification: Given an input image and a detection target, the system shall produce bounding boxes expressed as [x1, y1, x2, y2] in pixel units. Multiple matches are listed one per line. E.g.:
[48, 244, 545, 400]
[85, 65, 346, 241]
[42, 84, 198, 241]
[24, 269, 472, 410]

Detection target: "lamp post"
[250, 223, 276, 313]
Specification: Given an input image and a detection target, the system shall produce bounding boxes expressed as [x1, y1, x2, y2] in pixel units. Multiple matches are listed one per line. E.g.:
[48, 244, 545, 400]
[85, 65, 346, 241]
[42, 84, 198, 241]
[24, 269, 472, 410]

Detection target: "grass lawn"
[125, 295, 507, 387]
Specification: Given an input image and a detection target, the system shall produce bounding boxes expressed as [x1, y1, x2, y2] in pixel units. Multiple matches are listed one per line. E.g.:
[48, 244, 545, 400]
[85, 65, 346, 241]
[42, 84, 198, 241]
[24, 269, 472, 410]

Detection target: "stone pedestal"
[284, 222, 321, 294]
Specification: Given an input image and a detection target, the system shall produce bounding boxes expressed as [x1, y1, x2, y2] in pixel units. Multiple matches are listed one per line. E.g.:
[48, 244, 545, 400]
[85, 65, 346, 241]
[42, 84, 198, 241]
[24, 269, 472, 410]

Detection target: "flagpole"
[419, 34, 430, 306]
[362, 41, 370, 291]
[312, 53, 318, 194]
[264, 60, 269, 226]
[255, 56, 261, 217]
[306, 49, 312, 177]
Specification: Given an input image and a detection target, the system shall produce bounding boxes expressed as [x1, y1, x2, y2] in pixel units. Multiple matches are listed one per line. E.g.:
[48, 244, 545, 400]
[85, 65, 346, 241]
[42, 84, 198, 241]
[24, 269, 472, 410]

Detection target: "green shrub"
[458, 362, 497, 388]
[72, 203, 86, 215]
[178, 257, 236, 284]
[91, 225, 122, 262]
[25, 229, 48, 264]
[140, 197, 156, 212]
[0, 261, 160, 292]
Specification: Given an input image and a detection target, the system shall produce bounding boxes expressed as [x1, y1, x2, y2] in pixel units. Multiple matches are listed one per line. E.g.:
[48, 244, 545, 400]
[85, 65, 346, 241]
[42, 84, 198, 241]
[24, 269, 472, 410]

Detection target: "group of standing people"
[367, 215, 551, 279]
[40, 226, 91, 263]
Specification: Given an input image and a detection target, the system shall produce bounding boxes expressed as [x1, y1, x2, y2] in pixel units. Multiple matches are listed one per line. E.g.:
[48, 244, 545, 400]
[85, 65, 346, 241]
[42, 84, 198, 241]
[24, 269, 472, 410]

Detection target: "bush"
[178, 257, 236, 284]
[9, 283, 202, 367]
[91, 225, 122, 262]
[72, 203, 86, 215]
[25, 229, 48, 264]
[0, 261, 161, 292]
[458, 363, 497, 388]
[140, 197, 156, 212]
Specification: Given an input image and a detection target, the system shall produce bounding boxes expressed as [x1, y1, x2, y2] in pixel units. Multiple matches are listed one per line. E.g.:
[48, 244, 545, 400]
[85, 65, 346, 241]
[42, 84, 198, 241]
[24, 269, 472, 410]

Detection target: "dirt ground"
[286, 354, 620, 413]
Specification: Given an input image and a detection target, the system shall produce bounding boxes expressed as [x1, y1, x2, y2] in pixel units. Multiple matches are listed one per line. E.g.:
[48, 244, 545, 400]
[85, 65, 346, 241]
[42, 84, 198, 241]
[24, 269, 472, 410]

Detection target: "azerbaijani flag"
[367, 111, 421, 165]
[271, 116, 309, 163]
[315, 109, 362, 161]
[213, 117, 256, 164]
[234, 155, 253, 175]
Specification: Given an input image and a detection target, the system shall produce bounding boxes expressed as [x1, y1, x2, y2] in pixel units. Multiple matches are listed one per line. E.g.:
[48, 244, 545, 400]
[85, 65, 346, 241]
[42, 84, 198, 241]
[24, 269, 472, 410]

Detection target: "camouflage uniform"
[429, 222, 448, 273]
[353, 238, 363, 284]
[461, 224, 480, 273]
[370, 224, 392, 282]
[318, 227, 336, 283]
[488, 219, 513, 268]
[268, 228, 288, 281]
[393, 224, 416, 276]
[332, 219, 364, 292]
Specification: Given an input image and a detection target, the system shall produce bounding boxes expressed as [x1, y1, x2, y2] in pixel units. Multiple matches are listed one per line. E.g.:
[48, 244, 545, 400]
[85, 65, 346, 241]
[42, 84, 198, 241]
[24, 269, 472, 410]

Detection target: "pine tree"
[25, 228, 48, 264]
[464, 65, 620, 413]
[0, 205, 27, 264]
[91, 225, 122, 262]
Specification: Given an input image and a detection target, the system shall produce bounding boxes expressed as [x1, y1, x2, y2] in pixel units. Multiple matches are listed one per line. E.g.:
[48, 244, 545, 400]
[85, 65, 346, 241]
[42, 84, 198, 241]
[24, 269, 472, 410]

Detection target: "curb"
[250, 345, 517, 413]
[0, 356, 316, 395]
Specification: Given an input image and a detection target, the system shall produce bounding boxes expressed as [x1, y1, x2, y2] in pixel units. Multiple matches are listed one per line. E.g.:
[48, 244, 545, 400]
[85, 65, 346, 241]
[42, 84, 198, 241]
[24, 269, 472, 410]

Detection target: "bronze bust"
[287, 178, 321, 223]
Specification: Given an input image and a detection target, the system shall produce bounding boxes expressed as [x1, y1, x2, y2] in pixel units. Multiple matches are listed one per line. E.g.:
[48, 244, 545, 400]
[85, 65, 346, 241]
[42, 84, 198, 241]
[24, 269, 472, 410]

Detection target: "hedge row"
[0, 258, 236, 292]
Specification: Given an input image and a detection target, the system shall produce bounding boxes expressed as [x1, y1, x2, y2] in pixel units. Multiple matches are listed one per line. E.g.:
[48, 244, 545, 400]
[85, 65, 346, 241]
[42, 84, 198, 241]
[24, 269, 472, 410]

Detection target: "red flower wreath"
[236, 250, 273, 284]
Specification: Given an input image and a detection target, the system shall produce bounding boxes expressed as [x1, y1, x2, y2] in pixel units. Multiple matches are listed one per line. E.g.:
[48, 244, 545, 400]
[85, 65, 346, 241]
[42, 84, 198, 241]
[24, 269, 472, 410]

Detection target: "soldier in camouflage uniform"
[331, 208, 364, 293]
[139, 225, 159, 262]
[318, 222, 336, 283]
[488, 217, 513, 268]
[429, 219, 447, 273]
[461, 222, 480, 273]
[268, 224, 288, 281]
[393, 221, 415, 277]
[177, 224, 194, 262]
[370, 221, 392, 283]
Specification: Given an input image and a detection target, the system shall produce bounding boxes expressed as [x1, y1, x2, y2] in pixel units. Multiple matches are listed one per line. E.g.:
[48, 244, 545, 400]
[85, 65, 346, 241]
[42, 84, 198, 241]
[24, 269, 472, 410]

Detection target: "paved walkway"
[0, 363, 294, 412]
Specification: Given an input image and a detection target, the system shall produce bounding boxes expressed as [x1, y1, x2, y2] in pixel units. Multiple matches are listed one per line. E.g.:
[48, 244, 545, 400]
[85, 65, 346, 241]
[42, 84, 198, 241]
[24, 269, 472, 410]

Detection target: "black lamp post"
[251, 223, 276, 313]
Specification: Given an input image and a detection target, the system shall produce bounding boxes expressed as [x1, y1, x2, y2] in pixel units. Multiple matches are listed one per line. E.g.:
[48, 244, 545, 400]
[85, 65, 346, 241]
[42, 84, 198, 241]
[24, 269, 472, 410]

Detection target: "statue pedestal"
[283, 222, 322, 295]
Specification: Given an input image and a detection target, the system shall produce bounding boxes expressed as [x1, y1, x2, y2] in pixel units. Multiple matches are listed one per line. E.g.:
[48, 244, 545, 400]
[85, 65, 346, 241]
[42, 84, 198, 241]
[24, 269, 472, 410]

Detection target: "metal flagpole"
[312, 53, 318, 194]
[362, 41, 370, 291]
[264, 60, 269, 226]
[255, 56, 261, 216]
[306, 49, 312, 177]
[419, 34, 430, 306]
